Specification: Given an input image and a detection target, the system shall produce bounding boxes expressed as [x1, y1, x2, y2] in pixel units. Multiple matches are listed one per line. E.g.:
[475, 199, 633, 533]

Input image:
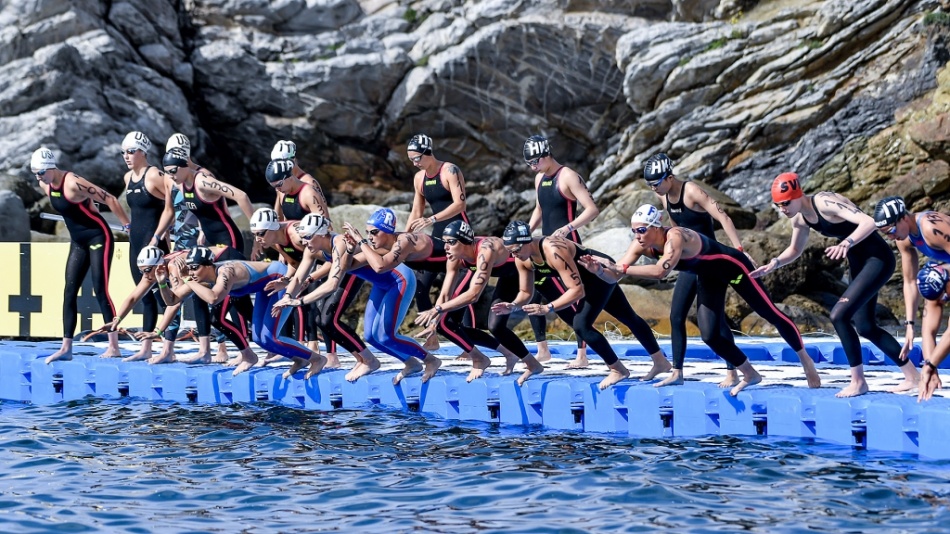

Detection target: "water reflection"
[0, 400, 948, 532]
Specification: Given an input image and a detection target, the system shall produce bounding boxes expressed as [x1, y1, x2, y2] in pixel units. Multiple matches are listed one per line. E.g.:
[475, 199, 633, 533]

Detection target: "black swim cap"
[163, 148, 188, 168]
[442, 220, 474, 245]
[265, 159, 294, 184]
[643, 153, 674, 184]
[407, 134, 433, 155]
[186, 247, 216, 266]
[502, 220, 533, 246]
[523, 135, 551, 161]
[873, 196, 907, 228]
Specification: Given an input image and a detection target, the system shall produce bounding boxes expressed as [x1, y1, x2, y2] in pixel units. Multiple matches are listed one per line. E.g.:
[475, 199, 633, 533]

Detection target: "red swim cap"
[771, 173, 803, 203]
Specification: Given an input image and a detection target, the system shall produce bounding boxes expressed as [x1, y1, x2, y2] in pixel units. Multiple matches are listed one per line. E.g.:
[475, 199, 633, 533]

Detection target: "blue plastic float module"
[1, 339, 948, 459]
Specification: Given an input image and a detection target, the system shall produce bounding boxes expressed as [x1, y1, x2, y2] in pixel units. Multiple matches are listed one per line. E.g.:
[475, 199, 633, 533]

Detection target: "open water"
[0, 399, 948, 533]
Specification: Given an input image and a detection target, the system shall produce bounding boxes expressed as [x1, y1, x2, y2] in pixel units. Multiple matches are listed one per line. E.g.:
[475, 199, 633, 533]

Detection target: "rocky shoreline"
[3, 0, 950, 334]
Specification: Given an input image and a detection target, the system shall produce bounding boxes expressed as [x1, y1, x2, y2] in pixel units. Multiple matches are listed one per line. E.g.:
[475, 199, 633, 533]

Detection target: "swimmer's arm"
[690, 183, 741, 249]
[624, 234, 682, 279]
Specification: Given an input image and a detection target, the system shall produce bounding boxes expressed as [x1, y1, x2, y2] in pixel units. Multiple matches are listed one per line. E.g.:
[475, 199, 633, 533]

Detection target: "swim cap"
[873, 196, 907, 229]
[122, 131, 151, 153]
[271, 140, 297, 160]
[250, 208, 280, 232]
[163, 148, 188, 168]
[631, 204, 663, 227]
[643, 153, 673, 185]
[771, 173, 803, 203]
[918, 262, 949, 301]
[265, 159, 295, 184]
[442, 220, 474, 245]
[166, 133, 191, 158]
[503, 220, 533, 245]
[186, 247, 216, 266]
[522, 135, 551, 161]
[407, 134, 433, 155]
[297, 213, 331, 239]
[136, 246, 165, 267]
[30, 147, 57, 172]
[367, 208, 397, 234]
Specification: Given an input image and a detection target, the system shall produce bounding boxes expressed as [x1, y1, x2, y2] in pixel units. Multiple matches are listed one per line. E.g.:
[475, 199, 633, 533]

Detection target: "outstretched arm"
[751, 220, 808, 278]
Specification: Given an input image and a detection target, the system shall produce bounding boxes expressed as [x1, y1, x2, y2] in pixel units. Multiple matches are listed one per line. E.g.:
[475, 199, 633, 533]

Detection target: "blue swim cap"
[918, 262, 949, 301]
[367, 208, 397, 234]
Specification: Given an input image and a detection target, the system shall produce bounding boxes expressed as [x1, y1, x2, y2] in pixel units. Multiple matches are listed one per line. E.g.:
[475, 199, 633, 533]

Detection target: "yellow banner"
[0, 242, 141, 338]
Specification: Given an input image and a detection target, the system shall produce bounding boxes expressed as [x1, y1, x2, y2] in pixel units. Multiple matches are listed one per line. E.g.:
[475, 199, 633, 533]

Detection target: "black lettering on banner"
[8, 244, 43, 337]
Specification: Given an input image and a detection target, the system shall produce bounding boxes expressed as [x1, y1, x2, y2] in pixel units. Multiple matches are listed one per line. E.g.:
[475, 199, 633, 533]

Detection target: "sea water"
[0, 399, 948, 533]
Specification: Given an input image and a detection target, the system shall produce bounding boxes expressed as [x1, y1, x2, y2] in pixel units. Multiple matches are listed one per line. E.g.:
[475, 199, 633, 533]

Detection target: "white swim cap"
[271, 140, 297, 160]
[30, 147, 57, 172]
[122, 131, 151, 153]
[165, 133, 191, 158]
[250, 208, 281, 232]
[630, 204, 663, 227]
[297, 213, 331, 239]
[136, 246, 165, 267]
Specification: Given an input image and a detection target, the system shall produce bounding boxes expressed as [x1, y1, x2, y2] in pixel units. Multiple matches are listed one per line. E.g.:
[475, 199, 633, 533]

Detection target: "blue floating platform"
[4, 338, 950, 459]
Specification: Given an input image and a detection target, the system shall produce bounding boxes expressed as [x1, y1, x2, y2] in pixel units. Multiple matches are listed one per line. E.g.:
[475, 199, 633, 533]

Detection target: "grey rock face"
[0, 0, 197, 197]
[0, 190, 30, 242]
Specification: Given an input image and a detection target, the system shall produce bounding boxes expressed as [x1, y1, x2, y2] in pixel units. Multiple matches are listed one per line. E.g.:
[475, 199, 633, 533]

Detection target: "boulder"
[0, 191, 30, 242]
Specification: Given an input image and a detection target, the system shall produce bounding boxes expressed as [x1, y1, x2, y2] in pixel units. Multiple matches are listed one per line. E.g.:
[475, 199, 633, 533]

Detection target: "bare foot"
[467, 351, 491, 382]
[423, 333, 440, 352]
[517, 355, 544, 386]
[454, 353, 472, 362]
[147, 351, 176, 365]
[798, 354, 821, 388]
[535, 348, 552, 363]
[45, 349, 73, 364]
[889, 378, 919, 393]
[211, 350, 229, 364]
[324, 353, 341, 369]
[345, 363, 366, 382]
[719, 370, 739, 388]
[422, 354, 442, 383]
[656, 369, 685, 387]
[122, 352, 150, 362]
[177, 352, 211, 364]
[502, 352, 519, 376]
[394, 358, 423, 385]
[598, 367, 630, 390]
[730, 369, 763, 396]
[304, 353, 328, 380]
[567, 352, 589, 370]
[346, 357, 381, 382]
[282, 357, 309, 379]
[126, 348, 152, 362]
[260, 353, 284, 367]
[641, 358, 672, 381]
[100, 348, 122, 359]
[836, 380, 869, 398]
[233, 351, 259, 376]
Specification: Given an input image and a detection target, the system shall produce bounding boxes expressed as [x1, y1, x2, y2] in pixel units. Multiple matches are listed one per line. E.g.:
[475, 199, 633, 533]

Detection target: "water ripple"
[0, 400, 949, 532]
